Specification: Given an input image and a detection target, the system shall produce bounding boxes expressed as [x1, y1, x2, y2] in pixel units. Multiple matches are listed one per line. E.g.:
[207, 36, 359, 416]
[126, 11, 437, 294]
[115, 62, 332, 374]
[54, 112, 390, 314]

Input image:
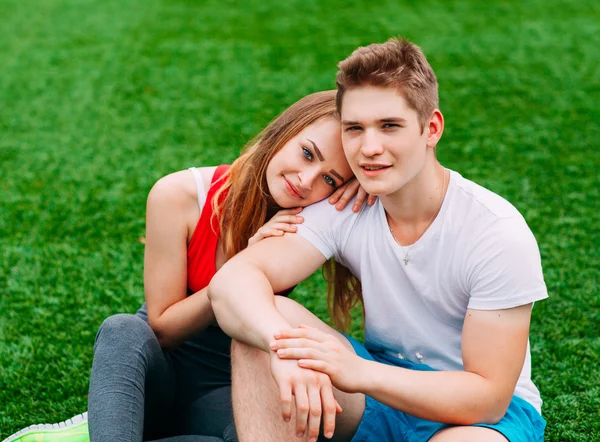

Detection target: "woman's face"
[266, 117, 353, 208]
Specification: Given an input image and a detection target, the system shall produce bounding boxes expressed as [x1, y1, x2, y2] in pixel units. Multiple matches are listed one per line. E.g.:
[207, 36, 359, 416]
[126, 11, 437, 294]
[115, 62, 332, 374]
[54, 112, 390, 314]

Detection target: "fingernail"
[269, 341, 277, 349]
[297, 432, 304, 438]
[326, 431, 333, 438]
[296, 216, 303, 222]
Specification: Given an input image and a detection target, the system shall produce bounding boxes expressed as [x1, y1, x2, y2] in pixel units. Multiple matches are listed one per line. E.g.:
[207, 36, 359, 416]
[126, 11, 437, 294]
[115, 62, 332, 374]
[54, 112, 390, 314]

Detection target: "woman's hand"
[247, 207, 304, 248]
[270, 325, 369, 394]
[328, 178, 377, 213]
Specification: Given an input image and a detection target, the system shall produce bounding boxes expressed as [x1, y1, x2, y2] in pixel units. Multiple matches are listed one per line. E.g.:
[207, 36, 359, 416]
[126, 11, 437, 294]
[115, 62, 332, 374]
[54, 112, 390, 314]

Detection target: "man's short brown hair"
[336, 37, 439, 129]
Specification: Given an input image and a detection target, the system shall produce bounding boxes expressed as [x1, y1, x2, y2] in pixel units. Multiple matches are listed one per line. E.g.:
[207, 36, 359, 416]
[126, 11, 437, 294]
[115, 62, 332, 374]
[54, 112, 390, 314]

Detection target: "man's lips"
[360, 163, 391, 170]
[359, 164, 391, 175]
[283, 176, 303, 199]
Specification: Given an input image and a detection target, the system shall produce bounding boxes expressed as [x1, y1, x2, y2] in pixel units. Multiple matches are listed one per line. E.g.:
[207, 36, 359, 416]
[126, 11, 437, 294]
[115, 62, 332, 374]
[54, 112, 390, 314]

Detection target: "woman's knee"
[95, 313, 156, 350]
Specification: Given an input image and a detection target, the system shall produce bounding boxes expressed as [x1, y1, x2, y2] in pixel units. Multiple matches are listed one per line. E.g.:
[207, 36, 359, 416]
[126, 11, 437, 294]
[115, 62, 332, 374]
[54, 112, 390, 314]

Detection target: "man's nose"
[360, 130, 384, 157]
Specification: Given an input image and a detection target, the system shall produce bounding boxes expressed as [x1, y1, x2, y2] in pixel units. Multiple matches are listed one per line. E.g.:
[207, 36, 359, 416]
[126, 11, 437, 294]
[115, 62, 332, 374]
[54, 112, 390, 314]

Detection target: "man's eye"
[302, 147, 313, 160]
[345, 126, 362, 132]
[383, 123, 399, 129]
[323, 175, 336, 187]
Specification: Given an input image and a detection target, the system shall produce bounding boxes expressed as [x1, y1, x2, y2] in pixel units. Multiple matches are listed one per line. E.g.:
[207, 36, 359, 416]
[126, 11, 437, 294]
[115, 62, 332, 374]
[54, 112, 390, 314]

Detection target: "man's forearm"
[363, 362, 511, 425]
[208, 261, 292, 351]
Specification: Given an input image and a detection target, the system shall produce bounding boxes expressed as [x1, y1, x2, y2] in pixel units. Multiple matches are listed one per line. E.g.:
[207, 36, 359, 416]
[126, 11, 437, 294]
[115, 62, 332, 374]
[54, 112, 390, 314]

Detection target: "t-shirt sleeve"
[466, 216, 548, 310]
[296, 198, 355, 262]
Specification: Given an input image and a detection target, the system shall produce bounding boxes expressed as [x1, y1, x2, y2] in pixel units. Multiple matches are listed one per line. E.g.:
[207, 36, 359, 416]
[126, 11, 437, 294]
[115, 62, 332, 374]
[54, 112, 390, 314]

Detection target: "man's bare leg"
[429, 426, 509, 442]
[231, 297, 365, 442]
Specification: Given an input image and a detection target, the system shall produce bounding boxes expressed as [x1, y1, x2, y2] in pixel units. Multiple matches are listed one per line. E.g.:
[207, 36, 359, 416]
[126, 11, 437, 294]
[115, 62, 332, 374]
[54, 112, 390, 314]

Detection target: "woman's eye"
[323, 175, 336, 187]
[302, 147, 313, 160]
[383, 123, 399, 129]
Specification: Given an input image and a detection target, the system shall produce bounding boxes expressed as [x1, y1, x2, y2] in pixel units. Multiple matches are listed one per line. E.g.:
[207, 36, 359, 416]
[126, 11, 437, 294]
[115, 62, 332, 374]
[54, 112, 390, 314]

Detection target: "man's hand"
[271, 325, 369, 394]
[269, 352, 342, 441]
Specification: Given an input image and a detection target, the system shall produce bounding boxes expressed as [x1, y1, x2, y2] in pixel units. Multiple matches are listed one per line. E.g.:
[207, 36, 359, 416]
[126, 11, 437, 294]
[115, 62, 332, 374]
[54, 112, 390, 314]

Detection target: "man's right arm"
[208, 233, 327, 351]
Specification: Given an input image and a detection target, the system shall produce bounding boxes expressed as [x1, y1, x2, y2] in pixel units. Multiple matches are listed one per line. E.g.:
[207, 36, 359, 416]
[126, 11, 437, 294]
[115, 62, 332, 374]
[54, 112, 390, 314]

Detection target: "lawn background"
[1, 0, 599, 440]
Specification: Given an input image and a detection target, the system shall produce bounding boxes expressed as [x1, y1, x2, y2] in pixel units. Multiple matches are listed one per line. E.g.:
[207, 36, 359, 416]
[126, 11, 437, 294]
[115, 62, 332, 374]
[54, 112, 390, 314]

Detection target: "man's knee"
[230, 339, 268, 369]
[429, 426, 508, 442]
[273, 296, 308, 325]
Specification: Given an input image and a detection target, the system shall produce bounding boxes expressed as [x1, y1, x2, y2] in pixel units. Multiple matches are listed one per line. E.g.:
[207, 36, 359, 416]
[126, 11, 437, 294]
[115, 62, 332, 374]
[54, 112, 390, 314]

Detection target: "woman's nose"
[298, 167, 320, 190]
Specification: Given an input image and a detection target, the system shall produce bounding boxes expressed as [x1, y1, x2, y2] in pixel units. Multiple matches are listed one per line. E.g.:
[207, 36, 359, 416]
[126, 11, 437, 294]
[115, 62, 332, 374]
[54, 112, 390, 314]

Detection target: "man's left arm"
[274, 304, 531, 425]
[361, 304, 532, 424]
[273, 216, 546, 425]
[365, 215, 546, 424]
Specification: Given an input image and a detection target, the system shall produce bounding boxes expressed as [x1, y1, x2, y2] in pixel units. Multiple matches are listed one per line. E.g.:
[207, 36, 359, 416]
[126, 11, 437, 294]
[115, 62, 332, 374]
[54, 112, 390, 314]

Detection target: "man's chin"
[357, 183, 389, 197]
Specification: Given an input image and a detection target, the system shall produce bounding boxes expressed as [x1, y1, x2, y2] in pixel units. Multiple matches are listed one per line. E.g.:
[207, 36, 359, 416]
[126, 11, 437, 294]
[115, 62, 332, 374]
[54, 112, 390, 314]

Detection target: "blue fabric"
[344, 336, 546, 442]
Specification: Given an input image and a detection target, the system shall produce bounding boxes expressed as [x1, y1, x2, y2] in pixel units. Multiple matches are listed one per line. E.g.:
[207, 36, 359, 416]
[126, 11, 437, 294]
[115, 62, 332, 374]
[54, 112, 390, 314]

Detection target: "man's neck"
[381, 160, 448, 246]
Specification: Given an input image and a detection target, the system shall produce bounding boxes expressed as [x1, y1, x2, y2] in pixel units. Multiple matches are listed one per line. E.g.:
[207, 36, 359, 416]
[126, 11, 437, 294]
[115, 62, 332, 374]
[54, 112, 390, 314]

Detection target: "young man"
[208, 37, 547, 442]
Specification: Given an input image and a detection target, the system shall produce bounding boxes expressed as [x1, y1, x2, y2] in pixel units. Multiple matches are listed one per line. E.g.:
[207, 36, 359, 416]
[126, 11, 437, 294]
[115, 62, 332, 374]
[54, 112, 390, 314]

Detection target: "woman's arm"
[143, 167, 366, 348]
[143, 169, 216, 348]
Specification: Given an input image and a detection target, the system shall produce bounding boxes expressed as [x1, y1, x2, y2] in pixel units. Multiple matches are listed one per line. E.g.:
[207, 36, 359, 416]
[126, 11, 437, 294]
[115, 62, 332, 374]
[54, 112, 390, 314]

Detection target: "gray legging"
[88, 304, 237, 442]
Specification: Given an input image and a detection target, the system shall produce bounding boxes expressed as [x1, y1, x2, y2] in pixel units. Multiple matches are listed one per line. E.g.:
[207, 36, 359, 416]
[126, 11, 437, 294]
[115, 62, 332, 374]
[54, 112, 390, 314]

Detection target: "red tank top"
[186, 165, 294, 296]
[187, 165, 230, 293]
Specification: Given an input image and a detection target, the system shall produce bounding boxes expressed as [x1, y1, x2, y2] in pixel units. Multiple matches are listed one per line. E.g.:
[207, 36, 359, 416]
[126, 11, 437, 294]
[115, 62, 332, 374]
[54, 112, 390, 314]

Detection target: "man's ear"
[426, 109, 444, 149]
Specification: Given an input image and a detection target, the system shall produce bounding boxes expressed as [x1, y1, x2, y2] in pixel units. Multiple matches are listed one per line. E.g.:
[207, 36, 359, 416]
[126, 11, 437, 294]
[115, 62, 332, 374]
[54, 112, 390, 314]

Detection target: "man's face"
[340, 86, 431, 197]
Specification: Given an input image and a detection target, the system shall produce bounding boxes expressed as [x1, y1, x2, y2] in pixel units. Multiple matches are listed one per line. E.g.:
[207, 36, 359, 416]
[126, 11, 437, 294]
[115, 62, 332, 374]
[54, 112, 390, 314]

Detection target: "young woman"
[5, 90, 371, 442]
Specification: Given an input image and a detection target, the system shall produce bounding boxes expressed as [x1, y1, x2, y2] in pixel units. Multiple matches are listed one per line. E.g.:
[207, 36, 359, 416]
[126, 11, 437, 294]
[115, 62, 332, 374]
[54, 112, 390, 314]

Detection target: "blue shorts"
[344, 336, 546, 442]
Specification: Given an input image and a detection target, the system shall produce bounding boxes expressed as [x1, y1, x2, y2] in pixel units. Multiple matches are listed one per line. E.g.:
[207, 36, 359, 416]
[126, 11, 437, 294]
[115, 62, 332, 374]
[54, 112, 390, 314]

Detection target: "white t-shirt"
[297, 170, 548, 412]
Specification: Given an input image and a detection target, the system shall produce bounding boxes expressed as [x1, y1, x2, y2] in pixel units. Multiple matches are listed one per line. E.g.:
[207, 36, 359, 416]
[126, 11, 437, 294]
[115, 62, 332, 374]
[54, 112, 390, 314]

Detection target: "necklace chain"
[389, 169, 448, 266]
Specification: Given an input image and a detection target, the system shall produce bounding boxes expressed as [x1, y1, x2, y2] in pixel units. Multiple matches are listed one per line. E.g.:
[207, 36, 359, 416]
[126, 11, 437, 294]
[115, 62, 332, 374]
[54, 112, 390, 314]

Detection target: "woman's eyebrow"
[306, 139, 345, 183]
[307, 139, 325, 161]
[329, 170, 344, 183]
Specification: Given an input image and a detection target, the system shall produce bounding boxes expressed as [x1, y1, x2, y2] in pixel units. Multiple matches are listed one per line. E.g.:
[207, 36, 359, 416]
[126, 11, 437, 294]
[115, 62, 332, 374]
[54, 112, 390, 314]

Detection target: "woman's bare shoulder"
[146, 166, 219, 213]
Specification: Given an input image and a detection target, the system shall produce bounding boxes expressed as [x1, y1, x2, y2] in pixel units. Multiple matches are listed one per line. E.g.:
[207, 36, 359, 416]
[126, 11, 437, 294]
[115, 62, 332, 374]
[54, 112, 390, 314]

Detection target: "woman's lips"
[283, 176, 303, 199]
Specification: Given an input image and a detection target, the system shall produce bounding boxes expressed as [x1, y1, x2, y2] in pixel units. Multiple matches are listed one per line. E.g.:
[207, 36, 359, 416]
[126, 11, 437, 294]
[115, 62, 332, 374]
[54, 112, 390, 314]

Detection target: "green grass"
[1, 0, 599, 440]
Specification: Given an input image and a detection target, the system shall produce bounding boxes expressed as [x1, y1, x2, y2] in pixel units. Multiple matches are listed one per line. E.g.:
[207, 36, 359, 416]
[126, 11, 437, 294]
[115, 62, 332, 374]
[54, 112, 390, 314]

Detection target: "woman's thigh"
[136, 305, 235, 439]
[178, 386, 236, 440]
[89, 311, 178, 441]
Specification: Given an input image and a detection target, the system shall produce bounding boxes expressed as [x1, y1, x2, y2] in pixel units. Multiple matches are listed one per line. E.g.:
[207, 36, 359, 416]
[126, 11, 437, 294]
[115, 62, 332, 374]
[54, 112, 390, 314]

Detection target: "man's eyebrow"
[329, 170, 344, 183]
[380, 117, 407, 124]
[307, 139, 325, 161]
[342, 117, 408, 125]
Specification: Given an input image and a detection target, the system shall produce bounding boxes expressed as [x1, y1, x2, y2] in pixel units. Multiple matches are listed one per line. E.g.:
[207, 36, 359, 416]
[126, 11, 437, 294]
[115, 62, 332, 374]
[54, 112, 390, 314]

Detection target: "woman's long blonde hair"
[212, 90, 363, 332]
